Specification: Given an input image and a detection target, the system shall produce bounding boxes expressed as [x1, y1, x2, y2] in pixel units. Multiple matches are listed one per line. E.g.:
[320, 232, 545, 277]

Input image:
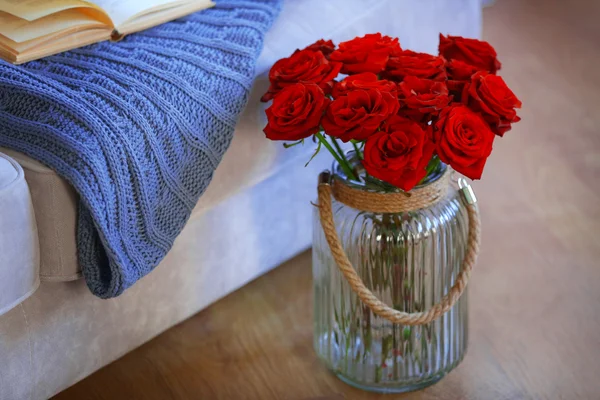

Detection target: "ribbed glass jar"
[313, 160, 470, 393]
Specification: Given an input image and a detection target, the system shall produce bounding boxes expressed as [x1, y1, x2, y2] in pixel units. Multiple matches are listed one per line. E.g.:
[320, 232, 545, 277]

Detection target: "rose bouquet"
[261, 33, 522, 393]
[261, 33, 521, 190]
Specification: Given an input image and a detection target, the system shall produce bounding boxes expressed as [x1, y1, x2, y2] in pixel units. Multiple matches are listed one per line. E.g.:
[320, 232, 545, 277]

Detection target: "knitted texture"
[0, 0, 282, 298]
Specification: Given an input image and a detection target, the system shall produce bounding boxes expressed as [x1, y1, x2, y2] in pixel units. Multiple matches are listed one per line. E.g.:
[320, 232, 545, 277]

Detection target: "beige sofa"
[0, 1, 482, 398]
[0, 75, 333, 400]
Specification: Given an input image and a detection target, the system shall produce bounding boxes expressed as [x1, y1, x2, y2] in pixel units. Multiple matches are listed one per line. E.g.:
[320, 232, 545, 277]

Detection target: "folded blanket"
[0, 0, 282, 298]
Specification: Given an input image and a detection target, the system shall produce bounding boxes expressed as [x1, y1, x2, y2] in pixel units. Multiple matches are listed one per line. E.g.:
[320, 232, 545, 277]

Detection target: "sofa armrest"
[0, 152, 39, 316]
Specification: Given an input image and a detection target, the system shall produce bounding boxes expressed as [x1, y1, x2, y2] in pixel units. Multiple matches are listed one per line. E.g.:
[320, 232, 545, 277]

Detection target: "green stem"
[330, 137, 356, 176]
[351, 141, 363, 160]
[331, 137, 359, 181]
[315, 133, 358, 181]
[330, 136, 345, 158]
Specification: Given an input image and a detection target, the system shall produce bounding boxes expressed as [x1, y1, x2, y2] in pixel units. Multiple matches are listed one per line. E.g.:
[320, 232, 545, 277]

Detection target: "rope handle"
[317, 171, 481, 326]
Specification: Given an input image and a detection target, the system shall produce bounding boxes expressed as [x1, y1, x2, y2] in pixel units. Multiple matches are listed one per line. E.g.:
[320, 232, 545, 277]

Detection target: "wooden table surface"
[56, 0, 600, 399]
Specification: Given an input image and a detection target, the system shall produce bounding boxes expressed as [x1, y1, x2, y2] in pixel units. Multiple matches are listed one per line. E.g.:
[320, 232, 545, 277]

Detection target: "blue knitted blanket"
[0, 0, 281, 298]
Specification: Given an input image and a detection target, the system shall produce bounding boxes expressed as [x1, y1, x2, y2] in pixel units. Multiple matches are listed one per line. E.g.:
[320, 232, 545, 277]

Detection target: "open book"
[0, 0, 215, 64]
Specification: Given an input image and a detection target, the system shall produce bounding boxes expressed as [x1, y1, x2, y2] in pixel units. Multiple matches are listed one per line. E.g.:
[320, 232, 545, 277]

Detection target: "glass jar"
[313, 159, 471, 393]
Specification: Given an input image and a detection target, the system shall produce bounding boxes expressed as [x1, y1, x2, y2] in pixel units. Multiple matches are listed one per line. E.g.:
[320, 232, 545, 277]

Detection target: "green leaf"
[282, 139, 304, 148]
[304, 140, 322, 167]
[418, 155, 441, 185]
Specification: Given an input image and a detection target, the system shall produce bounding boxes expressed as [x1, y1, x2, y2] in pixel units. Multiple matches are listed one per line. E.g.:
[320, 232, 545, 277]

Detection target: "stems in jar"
[351, 141, 363, 160]
[315, 132, 359, 181]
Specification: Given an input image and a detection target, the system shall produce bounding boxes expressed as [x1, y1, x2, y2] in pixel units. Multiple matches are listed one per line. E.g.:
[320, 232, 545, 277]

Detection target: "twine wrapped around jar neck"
[331, 167, 452, 213]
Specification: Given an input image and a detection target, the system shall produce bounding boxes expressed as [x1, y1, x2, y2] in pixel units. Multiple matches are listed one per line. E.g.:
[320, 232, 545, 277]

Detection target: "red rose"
[445, 59, 480, 81]
[362, 116, 435, 191]
[321, 88, 399, 142]
[260, 49, 342, 102]
[264, 83, 330, 141]
[384, 49, 446, 81]
[463, 72, 522, 136]
[304, 39, 336, 58]
[439, 34, 501, 74]
[434, 104, 495, 180]
[398, 76, 451, 122]
[332, 72, 397, 98]
[446, 80, 466, 96]
[329, 33, 401, 74]
[444, 59, 481, 102]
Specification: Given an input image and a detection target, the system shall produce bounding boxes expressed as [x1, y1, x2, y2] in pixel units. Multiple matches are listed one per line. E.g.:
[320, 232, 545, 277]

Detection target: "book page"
[0, 0, 102, 21]
[2, 28, 110, 64]
[116, 0, 214, 36]
[0, 9, 109, 43]
[88, 0, 188, 28]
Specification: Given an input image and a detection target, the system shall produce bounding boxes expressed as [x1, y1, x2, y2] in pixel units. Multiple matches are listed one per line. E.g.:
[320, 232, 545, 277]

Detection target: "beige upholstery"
[0, 152, 79, 281]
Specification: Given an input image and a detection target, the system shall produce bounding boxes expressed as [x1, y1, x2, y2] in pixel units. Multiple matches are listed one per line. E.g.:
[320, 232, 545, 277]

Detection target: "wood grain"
[54, 0, 600, 399]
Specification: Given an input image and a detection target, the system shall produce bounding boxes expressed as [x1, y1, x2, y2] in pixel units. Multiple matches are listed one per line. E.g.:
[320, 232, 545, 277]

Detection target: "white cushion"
[0, 152, 39, 316]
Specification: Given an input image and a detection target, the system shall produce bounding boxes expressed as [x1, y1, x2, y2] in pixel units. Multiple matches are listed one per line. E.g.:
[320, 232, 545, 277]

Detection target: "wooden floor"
[55, 0, 600, 399]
